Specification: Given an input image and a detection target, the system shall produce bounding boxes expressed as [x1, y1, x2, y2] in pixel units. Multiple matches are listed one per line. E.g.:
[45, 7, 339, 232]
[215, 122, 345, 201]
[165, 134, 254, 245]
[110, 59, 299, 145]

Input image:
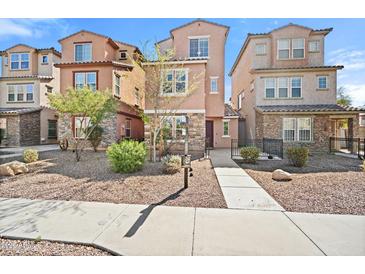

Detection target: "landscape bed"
[0, 151, 226, 209]
[236, 154, 365, 215]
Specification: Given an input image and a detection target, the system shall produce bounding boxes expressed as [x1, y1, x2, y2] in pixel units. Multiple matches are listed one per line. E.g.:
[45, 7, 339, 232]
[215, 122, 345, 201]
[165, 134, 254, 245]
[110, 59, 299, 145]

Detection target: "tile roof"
[0, 44, 61, 57]
[0, 75, 54, 80]
[224, 104, 240, 117]
[255, 104, 365, 113]
[142, 57, 208, 65]
[253, 65, 344, 72]
[169, 19, 230, 34]
[54, 60, 134, 68]
[0, 107, 43, 115]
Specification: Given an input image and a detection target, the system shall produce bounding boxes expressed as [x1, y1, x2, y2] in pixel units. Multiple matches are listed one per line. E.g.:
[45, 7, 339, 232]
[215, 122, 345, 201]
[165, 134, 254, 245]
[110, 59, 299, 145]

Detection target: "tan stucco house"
[229, 23, 363, 153]
[54, 30, 145, 146]
[0, 44, 61, 146]
[143, 19, 239, 157]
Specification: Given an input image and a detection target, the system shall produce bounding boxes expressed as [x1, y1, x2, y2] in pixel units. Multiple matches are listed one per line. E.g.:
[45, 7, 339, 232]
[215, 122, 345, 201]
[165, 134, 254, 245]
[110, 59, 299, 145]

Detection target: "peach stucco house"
[0, 44, 61, 146]
[54, 30, 145, 146]
[143, 19, 239, 157]
[230, 23, 363, 153]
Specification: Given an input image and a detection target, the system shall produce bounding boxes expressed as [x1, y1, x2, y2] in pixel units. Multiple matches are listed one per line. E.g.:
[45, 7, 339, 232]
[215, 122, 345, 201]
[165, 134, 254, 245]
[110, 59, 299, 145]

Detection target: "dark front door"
[205, 120, 214, 148]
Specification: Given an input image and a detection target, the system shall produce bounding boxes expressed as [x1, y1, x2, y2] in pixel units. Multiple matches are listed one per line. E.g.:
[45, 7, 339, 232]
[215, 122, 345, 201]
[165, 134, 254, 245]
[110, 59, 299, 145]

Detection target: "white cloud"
[342, 84, 365, 107]
[0, 18, 70, 39]
[328, 48, 365, 71]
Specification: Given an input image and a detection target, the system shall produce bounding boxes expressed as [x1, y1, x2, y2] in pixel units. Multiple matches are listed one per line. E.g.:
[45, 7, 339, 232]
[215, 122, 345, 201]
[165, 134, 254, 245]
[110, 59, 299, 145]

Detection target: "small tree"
[134, 43, 201, 162]
[88, 125, 103, 152]
[49, 87, 116, 161]
[337, 86, 352, 106]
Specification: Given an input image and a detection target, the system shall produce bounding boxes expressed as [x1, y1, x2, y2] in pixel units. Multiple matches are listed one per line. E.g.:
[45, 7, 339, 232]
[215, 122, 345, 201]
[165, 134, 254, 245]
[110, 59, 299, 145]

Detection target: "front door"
[205, 120, 214, 148]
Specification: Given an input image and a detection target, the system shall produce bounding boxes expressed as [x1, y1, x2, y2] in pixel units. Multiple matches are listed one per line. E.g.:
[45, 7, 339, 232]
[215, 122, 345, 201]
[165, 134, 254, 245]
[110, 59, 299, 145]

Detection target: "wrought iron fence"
[329, 137, 364, 159]
[231, 138, 283, 159]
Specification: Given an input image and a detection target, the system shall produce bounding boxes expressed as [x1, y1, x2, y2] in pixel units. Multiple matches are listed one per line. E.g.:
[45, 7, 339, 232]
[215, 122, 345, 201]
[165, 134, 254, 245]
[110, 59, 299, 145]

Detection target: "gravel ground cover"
[0, 151, 226, 209]
[236, 155, 365, 215]
[0, 237, 111, 256]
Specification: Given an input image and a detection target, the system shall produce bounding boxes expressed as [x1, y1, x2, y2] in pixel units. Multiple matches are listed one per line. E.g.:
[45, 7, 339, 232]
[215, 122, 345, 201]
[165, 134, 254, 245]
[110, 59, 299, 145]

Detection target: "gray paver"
[94, 204, 195, 255]
[285, 212, 365, 255]
[193, 208, 324, 256]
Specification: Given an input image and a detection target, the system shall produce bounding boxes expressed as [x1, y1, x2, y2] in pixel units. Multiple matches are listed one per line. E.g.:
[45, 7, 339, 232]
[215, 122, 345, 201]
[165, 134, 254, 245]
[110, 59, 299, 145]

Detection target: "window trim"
[125, 118, 132, 138]
[7, 83, 34, 103]
[360, 115, 365, 127]
[162, 115, 187, 141]
[0, 118, 7, 139]
[297, 117, 312, 142]
[114, 73, 121, 97]
[73, 116, 91, 139]
[278, 77, 289, 98]
[317, 75, 328, 90]
[119, 50, 127, 60]
[237, 92, 243, 110]
[4, 56, 8, 66]
[188, 36, 209, 58]
[290, 77, 302, 98]
[255, 43, 267, 56]
[160, 68, 189, 96]
[309, 40, 320, 53]
[277, 39, 290, 60]
[47, 119, 57, 140]
[222, 119, 230, 137]
[283, 117, 312, 142]
[74, 42, 92, 62]
[264, 78, 276, 99]
[73, 71, 98, 91]
[210, 76, 219, 93]
[41, 55, 49, 64]
[291, 38, 305, 59]
[10, 52, 30, 71]
[283, 117, 296, 142]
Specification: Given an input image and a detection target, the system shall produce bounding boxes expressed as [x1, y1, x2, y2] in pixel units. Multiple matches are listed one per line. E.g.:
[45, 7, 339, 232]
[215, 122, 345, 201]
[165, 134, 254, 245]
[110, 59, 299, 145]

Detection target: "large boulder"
[272, 169, 292, 181]
[0, 164, 15, 176]
[6, 161, 29, 175]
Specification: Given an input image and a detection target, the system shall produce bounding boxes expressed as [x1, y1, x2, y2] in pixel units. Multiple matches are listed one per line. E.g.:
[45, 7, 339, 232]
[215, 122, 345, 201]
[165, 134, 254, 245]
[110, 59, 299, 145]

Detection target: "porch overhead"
[255, 104, 365, 114]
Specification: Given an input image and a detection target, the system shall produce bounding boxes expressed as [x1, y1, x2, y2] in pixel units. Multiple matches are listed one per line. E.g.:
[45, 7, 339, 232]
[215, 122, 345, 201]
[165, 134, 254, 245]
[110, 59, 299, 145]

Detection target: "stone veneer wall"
[255, 111, 359, 154]
[1, 115, 20, 147]
[144, 113, 206, 158]
[19, 111, 41, 146]
[57, 113, 117, 148]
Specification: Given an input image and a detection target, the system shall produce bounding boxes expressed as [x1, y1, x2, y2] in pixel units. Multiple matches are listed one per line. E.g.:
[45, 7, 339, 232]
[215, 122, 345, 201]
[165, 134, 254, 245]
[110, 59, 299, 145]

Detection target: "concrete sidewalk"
[0, 198, 364, 255]
[210, 149, 284, 211]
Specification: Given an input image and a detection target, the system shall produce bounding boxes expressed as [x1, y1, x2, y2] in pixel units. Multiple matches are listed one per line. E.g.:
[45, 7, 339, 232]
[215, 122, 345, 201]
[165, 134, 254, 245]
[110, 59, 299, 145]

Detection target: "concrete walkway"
[210, 149, 284, 211]
[0, 144, 59, 164]
[0, 198, 364, 255]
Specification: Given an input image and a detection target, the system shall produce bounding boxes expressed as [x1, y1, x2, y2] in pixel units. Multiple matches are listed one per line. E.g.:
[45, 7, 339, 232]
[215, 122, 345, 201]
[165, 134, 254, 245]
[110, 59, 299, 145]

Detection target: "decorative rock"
[6, 161, 29, 175]
[0, 164, 15, 176]
[272, 169, 292, 181]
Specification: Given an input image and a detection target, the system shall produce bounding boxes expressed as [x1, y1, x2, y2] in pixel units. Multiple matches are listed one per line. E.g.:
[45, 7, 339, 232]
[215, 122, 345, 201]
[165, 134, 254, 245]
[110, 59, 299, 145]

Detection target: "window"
[125, 119, 131, 138]
[223, 120, 229, 137]
[277, 39, 290, 59]
[74, 43, 92, 62]
[42, 55, 48, 64]
[0, 118, 7, 139]
[48, 120, 57, 139]
[360, 115, 365, 127]
[292, 38, 305, 59]
[291, 77, 302, 98]
[4, 56, 8, 66]
[278, 77, 289, 98]
[7, 84, 33, 102]
[210, 77, 218, 93]
[119, 51, 127, 60]
[161, 69, 188, 95]
[46, 85, 53, 93]
[74, 72, 97, 91]
[317, 76, 328, 89]
[283, 118, 312, 142]
[74, 117, 90, 138]
[250, 81, 255, 91]
[283, 118, 296, 142]
[298, 118, 312, 141]
[238, 92, 243, 109]
[175, 116, 187, 139]
[255, 44, 266, 55]
[114, 74, 121, 96]
[10, 53, 29, 70]
[189, 38, 209, 57]
[162, 116, 187, 140]
[309, 40, 320, 52]
[265, 78, 276, 98]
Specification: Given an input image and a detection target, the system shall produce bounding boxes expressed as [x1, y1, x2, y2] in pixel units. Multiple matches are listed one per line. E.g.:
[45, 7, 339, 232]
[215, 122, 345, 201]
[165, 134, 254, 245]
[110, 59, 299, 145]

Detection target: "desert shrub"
[106, 140, 146, 173]
[162, 155, 181, 174]
[23, 149, 39, 163]
[287, 147, 309, 167]
[240, 146, 260, 163]
[88, 126, 103, 152]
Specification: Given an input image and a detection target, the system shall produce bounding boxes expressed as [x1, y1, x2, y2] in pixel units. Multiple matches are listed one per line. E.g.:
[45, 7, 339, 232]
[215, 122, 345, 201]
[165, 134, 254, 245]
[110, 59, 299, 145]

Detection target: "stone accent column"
[99, 113, 117, 147]
[2, 115, 20, 147]
[19, 111, 41, 146]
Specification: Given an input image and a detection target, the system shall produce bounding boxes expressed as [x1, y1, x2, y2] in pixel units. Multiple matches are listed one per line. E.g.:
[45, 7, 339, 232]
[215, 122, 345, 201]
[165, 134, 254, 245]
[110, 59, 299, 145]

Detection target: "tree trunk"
[75, 141, 81, 162]
[152, 133, 157, 163]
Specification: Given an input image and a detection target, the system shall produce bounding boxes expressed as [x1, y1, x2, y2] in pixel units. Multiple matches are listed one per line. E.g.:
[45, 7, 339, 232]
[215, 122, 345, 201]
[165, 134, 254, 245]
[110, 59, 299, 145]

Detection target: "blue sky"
[1, 18, 365, 106]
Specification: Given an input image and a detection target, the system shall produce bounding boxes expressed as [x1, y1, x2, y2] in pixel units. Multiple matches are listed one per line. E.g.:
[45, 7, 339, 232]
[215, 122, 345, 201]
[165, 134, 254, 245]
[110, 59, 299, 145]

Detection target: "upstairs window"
[360, 115, 365, 126]
[291, 77, 302, 98]
[189, 37, 209, 58]
[114, 74, 121, 96]
[237, 92, 243, 109]
[42, 55, 48, 64]
[119, 50, 127, 60]
[74, 43, 92, 62]
[161, 69, 188, 95]
[10, 53, 29, 70]
[277, 39, 290, 59]
[255, 44, 266, 55]
[74, 72, 97, 91]
[278, 77, 289, 98]
[317, 76, 328, 89]
[210, 77, 218, 93]
[292, 38, 305, 59]
[4, 56, 8, 66]
[265, 78, 276, 98]
[309, 40, 320, 52]
[7, 84, 33, 102]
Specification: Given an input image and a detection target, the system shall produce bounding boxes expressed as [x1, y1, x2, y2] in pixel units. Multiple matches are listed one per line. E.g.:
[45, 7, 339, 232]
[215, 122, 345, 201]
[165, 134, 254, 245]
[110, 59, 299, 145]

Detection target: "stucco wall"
[209, 117, 238, 148]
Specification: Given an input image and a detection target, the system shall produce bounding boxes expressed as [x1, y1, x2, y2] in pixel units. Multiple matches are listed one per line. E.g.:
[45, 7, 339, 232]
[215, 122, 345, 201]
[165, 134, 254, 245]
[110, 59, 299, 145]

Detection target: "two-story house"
[54, 30, 145, 146]
[0, 44, 61, 147]
[229, 23, 362, 153]
[143, 19, 238, 157]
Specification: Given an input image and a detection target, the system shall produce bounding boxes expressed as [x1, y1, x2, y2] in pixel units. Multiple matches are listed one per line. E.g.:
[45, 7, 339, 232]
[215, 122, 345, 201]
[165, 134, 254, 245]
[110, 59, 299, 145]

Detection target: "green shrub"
[287, 147, 309, 167]
[106, 140, 146, 173]
[162, 155, 181, 174]
[23, 149, 39, 163]
[240, 146, 260, 163]
[88, 126, 103, 152]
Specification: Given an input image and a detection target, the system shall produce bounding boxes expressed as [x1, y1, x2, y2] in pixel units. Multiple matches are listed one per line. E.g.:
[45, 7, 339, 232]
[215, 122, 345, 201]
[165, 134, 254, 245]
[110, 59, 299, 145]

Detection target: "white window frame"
[309, 40, 320, 52]
[291, 38, 305, 59]
[317, 75, 328, 89]
[222, 119, 230, 137]
[278, 77, 289, 98]
[264, 78, 276, 99]
[162, 115, 187, 141]
[291, 77, 302, 98]
[283, 117, 312, 142]
[0, 118, 7, 139]
[74, 116, 91, 139]
[74, 43, 92, 62]
[125, 119, 132, 138]
[277, 39, 290, 60]
[360, 115, 365, 127]
[238, 92, 243, 110]
[283, 118, 297, 142]
[297, 117, 312, 142]
[7, 84, 34, 102]
[42, 55, 48, 64]
[255, 43, 267, 55]
[4, 56, 8, 66]
[74, 72, 97, 91]
[189, 36, 209, 58]
[160, 69, 188, 96]
[114, 74, 121, 96]
[10, 53, 30, 70]
[210, 76, 218, 93]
